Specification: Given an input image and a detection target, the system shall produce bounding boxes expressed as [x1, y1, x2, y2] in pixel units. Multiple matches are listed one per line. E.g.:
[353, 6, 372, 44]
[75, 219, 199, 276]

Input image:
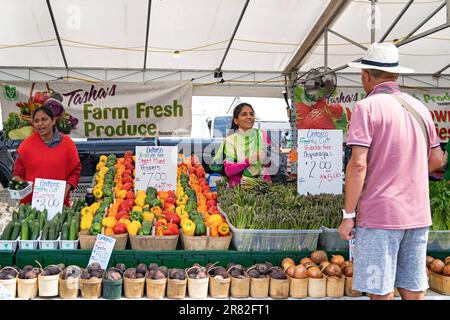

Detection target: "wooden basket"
[0, 267, 18, 298]
[129, 227, 178, 251]
[124, 277, 146, 299]
[269, 277, 290, 299]
[59, 277, 79, 299]
[429, 271, 450, 295]
[166, 278, 187, 299]
[17, 278, 38, 300]
[146, 278, 167, 299]
[209, 275, 230, 299]
[38, 274, 59, 297]
[307, 277, 326, 298]
[326, 276, 345, 298]
[187, 276, 209, 299]
[180, 228, 232, 251]
[80, 277, 102, 299]
[288, 276, 308, 298]
[107, 232, 128, 250]
[230, 275, 250, 298]
[78, 231, 97, 250]
[344, 276, 362, 297]
[250, 276, 269, 298]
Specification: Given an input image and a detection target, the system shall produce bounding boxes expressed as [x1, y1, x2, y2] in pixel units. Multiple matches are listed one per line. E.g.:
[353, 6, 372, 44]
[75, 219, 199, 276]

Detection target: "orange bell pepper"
[218, 223, 229, 236]
[209, 225, 218, 237]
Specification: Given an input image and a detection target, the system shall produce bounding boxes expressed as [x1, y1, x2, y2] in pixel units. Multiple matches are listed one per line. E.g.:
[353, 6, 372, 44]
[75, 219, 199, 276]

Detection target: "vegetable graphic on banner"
[3, 82, 78, 140]
[295, 86, 349, 132]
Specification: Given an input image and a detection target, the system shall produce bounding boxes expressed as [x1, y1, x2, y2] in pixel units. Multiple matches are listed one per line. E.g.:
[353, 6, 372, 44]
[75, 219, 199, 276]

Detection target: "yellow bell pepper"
[119, 218, 131, 226]
[90, 202, 101, 214]
[135, 196, 146, 208]
[93, 189, 103, 199]
[208, 214, 222, 227]
[142, 212, 154, 222]
[180, 218, 190, 228]
[175, 206, 185, 216]
[81, 206, 92, 216]
[80, 216, 93, 230]
[136, 190, 146, 198]
[96, 162, 105, 171]
[127, 220, 141, 236]
[176, 195, 188, 206]
[99, 155, 107, 163]
[116, 189, 127, 199]
[102, 217, 116, 228]
[179, 211, 189, 221]
[132, 205, 143, 213]
[176, 187, 185, 197]
[182, 219, 195, 236]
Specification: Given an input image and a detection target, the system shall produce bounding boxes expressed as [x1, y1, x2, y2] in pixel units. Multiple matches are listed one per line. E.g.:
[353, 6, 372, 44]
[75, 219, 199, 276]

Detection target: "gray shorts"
[352, 226, 429, 295]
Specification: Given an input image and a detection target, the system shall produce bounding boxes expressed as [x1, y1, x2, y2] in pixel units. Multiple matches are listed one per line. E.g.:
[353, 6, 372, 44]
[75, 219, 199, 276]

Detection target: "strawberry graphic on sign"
[295, 86, 349, 132]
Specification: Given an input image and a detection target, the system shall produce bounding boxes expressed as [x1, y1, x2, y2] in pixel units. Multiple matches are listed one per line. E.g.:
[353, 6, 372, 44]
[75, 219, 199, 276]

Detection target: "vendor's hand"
[338, 219, 355, 241]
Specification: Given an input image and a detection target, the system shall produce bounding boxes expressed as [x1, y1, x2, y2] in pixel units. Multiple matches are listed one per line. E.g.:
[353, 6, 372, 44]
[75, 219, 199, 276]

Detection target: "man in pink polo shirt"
[338, 43, 444, 300]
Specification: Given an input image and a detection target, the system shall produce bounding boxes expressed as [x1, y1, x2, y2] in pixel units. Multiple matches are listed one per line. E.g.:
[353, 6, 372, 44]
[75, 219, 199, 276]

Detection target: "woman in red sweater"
[13, 105, 81, 205]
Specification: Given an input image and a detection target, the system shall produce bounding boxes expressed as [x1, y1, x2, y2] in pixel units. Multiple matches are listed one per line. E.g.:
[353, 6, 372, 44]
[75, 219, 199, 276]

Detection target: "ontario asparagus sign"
[0, 81, 192, 139]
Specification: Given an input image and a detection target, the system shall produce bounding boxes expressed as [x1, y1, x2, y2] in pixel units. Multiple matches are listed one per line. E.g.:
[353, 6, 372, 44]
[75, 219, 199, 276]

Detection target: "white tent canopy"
[1, 0, 449, 95]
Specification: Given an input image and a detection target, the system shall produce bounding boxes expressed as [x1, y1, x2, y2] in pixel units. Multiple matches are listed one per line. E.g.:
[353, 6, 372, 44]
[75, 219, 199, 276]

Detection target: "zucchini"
[61, 222, 69, 240]
[21, 220, 29, 240]
[12, 210, 18, 222]
[27, 219, 34, 237]
[48, 222, 56, 241]
[41, 224, 49, 241]
[1, 222, 13, 240]
[31, 220, 40, 240]
[10, 222, 20, 240]
[69, 219, 77, 241]
[60, 210, 67, 225]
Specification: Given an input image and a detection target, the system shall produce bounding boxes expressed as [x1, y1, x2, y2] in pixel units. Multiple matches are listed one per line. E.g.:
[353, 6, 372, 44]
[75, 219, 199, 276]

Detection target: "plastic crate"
[318, 226, 349, 251]
[8, 181, 33, 200]
[70, 183, 90, 202]
[18, 238, 39, 250]
[0, 237, 19, 252]
[0, 251, 14, 267]
[427, 230, 450, 251]
[219, 206, 321, 251]
[39, 235, 60, 250]
[59, 239, 79, 250]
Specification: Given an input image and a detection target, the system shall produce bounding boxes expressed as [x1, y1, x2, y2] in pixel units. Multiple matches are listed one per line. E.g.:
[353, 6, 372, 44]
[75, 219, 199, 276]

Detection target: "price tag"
[135, 146, 177, 191]
[0, 284, 12, 299]
[349, 239, 356, 261]
[88, 234, 116, 270]
[297, 129, 343, 195]
[31, 178, 66, 221]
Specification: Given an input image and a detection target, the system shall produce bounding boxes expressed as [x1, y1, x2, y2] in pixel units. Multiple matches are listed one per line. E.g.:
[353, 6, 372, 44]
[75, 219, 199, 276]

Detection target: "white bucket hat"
[348, 42, 414, 74]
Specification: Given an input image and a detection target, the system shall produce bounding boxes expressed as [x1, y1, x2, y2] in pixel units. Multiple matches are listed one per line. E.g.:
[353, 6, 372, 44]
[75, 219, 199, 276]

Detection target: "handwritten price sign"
[88, 234, 116, 269]
[297, 129, 343, 195]
[135, 146, 177, 191]
[31, 178, 66, 220]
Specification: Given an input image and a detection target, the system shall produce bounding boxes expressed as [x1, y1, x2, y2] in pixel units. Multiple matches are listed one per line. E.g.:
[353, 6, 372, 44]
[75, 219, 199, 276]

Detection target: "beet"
[148, 263, 159, 271]
[153, 270, 165, 280]
[124, 268, 137, 279]
[256, 263, 269, 275]
[115, 263, 126, 272]
[248, 269, 260, 278]
[136, 272, 145, 279]
[136, 263, 147, 275]
[158, 266, 168, 277]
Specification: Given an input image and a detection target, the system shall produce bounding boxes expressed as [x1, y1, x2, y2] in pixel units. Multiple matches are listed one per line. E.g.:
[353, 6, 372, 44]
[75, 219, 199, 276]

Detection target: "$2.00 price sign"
[297, 129, 343, 195]
[135, 146, 177, 191]
[31, 178, 66, 220]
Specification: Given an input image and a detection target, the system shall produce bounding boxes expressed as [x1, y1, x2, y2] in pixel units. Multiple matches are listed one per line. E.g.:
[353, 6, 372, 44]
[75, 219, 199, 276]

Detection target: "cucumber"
[10, 222, 20, 240]
[60, 210, 67, 225]
[1, 222, 13, 240]
[48, 222, 56, 241]
[39, 212, 45, 231]
[21, 220, 29, 240]
[31, 220, 40, 240]
[42, 209, 48, 222]
[41, 224, 49, 241]
[12, 210, 18, 222]
[61, 223, 69, 240]
[69, 219, 77, 241]
[27, 219, 34, 237]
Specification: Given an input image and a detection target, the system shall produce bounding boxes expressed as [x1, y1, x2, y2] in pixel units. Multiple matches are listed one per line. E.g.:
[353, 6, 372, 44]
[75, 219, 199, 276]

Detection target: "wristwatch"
[342, 209, 356, 219]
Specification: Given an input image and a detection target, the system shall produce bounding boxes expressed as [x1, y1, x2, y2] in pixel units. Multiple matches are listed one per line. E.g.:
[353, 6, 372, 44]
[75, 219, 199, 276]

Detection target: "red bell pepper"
[112, 222, 127, 234]
[164, 211, 180, 225]
[116, 212, 130, 221]
[163, 222, 179, 236]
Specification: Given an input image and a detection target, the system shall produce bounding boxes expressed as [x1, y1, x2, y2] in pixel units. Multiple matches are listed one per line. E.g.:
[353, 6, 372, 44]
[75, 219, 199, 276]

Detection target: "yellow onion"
[426, 256, 434, 268]
[285, 265, 296, 278]
[293, 265, 308, 279]
[300, 257, 313, 266]
[331, 255, 345, 267]
[444, 256, 450, 265]
[324, 263, 342, 278]
[282, 257, 296, 271]
[304, 262, 318, 269]
[307, 266, 322, 279]
[430, 259, 445, 274]
[319, 261, 331, 270]
[442, 265, 450, 277]
[310, 250, 328, 265]
[343, 264, 353, 278]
